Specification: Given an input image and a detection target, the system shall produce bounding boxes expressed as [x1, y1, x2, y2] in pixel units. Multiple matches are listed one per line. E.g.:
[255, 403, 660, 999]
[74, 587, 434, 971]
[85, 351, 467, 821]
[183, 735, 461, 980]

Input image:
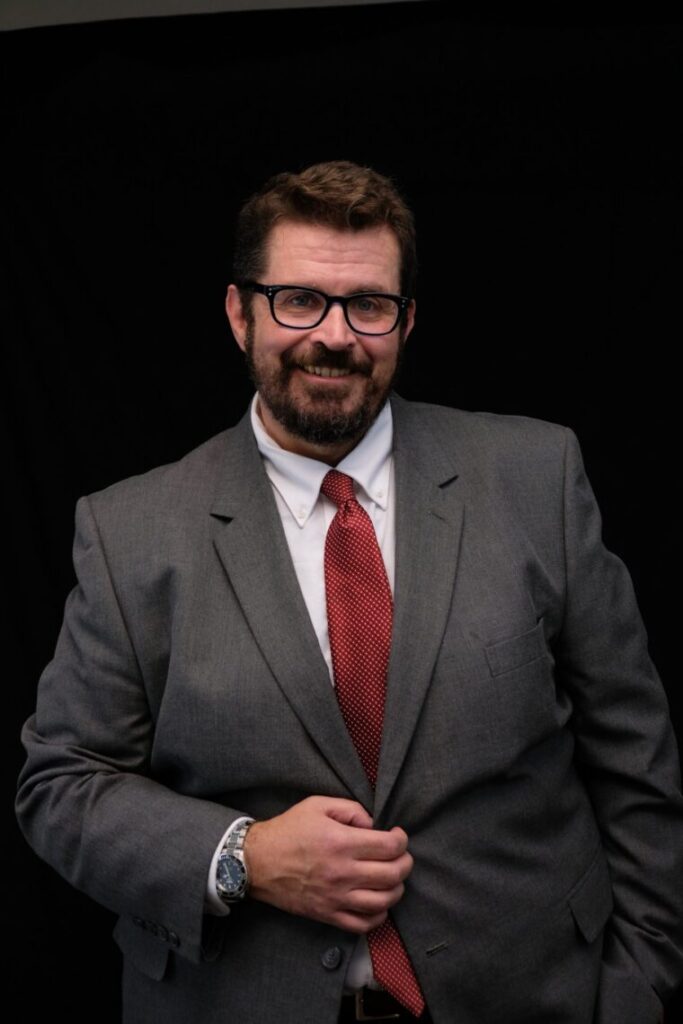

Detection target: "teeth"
[302, 365, 349, 378]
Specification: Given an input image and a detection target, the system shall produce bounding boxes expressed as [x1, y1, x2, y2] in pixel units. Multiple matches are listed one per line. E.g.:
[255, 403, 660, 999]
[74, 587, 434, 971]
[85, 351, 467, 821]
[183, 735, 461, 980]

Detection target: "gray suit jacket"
[17, 396, 683, 1023]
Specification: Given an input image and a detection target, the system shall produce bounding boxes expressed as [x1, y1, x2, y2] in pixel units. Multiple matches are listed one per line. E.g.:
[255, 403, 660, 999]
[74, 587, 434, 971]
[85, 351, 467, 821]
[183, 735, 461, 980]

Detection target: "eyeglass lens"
[272, 288, 399, 333]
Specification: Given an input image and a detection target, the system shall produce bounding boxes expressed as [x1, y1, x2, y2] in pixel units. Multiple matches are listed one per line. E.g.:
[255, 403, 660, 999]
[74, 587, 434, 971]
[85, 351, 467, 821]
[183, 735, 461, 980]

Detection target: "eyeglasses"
[241, 282, 411, 336]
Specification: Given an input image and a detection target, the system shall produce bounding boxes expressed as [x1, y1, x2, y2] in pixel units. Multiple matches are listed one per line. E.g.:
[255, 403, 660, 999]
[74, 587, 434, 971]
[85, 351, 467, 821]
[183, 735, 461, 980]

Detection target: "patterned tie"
[321, 469, 425, 1018]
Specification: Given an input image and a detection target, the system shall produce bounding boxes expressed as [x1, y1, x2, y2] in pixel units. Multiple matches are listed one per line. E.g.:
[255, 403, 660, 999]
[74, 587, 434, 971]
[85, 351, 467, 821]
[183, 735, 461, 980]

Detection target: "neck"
[255, 397, 365, 465]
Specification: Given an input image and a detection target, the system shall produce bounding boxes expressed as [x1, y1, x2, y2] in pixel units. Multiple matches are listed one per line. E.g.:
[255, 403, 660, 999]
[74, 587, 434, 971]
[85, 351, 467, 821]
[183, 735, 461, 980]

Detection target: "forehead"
[263, 220, 401, 292]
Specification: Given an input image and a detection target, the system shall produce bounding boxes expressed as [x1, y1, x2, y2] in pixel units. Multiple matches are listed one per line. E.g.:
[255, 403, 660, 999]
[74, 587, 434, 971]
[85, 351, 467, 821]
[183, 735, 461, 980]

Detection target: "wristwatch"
[216, 818, 255, 905]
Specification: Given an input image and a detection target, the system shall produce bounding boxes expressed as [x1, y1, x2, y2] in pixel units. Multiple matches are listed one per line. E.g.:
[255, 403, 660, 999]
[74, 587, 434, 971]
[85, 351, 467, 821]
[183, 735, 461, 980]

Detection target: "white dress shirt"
[207, 394, 397, 991]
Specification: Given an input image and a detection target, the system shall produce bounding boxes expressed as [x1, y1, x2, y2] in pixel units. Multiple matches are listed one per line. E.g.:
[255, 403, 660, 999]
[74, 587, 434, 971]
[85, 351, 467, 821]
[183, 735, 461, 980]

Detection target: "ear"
[226, 284, 248, 352]
[403, 299, 416, 342]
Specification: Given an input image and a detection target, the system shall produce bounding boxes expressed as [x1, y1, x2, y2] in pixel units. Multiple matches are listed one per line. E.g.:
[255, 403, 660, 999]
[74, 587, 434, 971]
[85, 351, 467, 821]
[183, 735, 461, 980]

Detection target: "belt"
[339, 989, 431, 1022]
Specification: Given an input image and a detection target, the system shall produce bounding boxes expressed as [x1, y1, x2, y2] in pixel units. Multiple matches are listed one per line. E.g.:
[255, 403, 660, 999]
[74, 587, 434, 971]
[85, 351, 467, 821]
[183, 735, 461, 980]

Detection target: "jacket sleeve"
[558, 429, 683, 1022]
[15, 494, 239, 965]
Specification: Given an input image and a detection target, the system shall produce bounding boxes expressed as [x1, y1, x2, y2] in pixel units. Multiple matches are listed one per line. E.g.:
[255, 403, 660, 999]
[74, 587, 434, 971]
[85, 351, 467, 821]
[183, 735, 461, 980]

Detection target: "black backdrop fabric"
[3, 4, 681, 1016]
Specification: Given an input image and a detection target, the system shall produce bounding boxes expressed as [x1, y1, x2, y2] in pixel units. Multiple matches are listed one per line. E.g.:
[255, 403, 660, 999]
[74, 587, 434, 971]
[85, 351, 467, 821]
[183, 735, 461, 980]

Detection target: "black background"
[3, 3, 681, 1017]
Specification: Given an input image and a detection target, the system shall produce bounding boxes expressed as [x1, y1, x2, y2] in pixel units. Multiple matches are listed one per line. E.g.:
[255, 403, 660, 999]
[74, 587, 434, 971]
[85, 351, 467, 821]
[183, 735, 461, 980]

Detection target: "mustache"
[284, 346, 372, 376]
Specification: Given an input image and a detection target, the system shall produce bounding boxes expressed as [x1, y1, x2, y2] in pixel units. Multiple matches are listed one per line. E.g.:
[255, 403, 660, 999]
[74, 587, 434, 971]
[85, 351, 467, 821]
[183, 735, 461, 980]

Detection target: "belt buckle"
[354, 990, 401, 1021]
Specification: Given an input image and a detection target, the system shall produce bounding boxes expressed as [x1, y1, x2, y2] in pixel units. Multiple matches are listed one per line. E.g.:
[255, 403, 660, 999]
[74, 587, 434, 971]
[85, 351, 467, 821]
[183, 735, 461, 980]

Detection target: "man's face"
[226, 220, 415, 461]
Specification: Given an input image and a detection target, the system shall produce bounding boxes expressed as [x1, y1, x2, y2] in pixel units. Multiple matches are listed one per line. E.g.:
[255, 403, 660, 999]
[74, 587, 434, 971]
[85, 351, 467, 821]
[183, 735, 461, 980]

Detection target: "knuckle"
[389, 883, 405, 906]
[354, 899, 376, 918]
[373, 890, 393, 912]
[391, 832, 407, 856]
[386, 864, 402, 887]
[321, 862, 344, 887]
[400, 853, 414, 877]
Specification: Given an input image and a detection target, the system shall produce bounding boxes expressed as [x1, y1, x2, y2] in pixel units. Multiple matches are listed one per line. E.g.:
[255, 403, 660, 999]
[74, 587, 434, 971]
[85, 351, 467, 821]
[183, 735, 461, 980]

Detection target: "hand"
[243, 795, 413, 934]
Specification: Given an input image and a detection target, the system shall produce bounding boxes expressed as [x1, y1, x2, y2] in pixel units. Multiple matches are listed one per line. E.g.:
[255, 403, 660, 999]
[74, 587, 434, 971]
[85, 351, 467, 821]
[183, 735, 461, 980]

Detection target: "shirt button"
[321, 946, 343, 970]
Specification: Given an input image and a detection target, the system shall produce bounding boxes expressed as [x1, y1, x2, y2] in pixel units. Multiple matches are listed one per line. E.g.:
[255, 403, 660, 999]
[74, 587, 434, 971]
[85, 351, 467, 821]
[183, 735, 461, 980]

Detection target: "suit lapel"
[209, 413, 374, 809]
[374, 398, 465, 820]
[207, 400, 463, 818]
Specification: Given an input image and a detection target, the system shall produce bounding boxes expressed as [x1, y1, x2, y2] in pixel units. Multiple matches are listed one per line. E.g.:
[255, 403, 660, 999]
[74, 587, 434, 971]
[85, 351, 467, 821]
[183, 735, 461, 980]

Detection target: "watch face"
[217, 855, 246, 896]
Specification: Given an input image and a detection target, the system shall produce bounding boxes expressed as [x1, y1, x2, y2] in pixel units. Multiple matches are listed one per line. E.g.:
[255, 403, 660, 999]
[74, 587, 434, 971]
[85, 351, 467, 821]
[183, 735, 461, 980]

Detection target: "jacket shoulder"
[393, 396, 574, 470]
[84, 420, 249, 521]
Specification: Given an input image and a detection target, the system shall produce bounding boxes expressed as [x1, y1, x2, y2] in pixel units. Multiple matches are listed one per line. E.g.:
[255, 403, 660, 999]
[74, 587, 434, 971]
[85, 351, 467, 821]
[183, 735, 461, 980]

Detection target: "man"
[17, 161, 683, 1023]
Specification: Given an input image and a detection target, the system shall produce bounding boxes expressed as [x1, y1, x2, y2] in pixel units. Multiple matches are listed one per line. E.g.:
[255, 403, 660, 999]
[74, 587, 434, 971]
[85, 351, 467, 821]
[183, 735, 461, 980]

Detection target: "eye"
[276, 289, 324, 311]
[349, 294, 393, 319]
[289, 292, 314, 307]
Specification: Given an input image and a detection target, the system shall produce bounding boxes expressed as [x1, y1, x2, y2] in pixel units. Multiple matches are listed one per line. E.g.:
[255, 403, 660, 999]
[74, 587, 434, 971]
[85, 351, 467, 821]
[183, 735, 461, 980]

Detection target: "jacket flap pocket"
[568, 849, 614, 943]
[485, 620, 546, 677]
[113, 916, 170, 981]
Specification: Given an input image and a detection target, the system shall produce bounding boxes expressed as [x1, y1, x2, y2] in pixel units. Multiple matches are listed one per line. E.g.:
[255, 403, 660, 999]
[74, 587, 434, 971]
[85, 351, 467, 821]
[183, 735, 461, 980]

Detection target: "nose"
[310, 299, 357, 348]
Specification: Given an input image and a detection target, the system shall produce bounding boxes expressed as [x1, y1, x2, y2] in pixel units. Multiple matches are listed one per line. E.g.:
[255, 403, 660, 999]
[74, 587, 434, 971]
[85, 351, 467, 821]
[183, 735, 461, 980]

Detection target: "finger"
[323, 798, 374, 830]
[352, 852, 414, 890]
[346, 827, 410, 862]
[344, 883, 405, 915]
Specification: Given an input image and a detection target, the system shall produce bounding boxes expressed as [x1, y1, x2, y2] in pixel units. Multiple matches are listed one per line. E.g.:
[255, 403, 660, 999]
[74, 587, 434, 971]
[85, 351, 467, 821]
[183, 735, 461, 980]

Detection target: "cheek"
[373, 341, 401, 373]
[250, 334, 293, 364]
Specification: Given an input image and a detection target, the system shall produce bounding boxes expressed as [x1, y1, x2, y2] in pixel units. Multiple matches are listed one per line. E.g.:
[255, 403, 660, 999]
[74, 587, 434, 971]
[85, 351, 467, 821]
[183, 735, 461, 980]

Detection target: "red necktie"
[321, 469, 425, 1018]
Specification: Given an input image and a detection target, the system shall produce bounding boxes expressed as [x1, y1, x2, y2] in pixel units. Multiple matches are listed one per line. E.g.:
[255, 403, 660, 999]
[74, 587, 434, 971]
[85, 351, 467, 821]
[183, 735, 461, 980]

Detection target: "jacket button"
[168, 931, 180, 948]
[321, 946, 343, 970]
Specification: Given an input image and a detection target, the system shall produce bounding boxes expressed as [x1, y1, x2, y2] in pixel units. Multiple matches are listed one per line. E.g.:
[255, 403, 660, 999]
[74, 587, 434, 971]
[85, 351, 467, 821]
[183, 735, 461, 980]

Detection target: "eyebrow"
[291, 282, 398, 295]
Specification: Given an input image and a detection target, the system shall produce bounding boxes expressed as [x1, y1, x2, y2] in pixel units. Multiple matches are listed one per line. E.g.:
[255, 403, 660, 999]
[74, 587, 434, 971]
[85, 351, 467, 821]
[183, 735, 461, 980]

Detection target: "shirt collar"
[250, 395, 393, 528]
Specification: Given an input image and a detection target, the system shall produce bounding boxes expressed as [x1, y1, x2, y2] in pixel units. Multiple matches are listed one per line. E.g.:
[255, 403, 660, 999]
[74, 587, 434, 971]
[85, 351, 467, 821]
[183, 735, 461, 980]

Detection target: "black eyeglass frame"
[240, 282, 412, 336]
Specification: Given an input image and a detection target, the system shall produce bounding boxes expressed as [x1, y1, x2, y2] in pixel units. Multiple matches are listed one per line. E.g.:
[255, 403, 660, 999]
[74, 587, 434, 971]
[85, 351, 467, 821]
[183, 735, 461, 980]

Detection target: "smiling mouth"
[299, 364, 353, 378]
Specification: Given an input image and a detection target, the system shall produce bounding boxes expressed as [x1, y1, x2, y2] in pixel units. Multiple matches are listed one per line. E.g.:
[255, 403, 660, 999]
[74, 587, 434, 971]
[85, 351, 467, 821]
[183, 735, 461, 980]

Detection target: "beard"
[243, 327, 404, 449]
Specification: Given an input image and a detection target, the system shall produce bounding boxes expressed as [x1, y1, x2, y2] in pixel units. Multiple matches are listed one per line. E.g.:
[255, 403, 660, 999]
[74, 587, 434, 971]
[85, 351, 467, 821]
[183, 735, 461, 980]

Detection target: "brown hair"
[233, 160, 417, 310]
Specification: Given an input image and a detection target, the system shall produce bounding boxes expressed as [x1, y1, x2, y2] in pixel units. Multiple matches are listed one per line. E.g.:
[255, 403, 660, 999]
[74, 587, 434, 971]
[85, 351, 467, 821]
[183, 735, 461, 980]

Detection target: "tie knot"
[321, 469, 356, 508]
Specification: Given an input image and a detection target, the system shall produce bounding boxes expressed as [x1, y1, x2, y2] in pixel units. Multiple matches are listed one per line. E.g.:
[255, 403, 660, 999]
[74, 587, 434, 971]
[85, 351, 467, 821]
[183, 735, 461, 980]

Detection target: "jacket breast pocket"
[484, 619, 549, 677]
[431, 617, 566, 766]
